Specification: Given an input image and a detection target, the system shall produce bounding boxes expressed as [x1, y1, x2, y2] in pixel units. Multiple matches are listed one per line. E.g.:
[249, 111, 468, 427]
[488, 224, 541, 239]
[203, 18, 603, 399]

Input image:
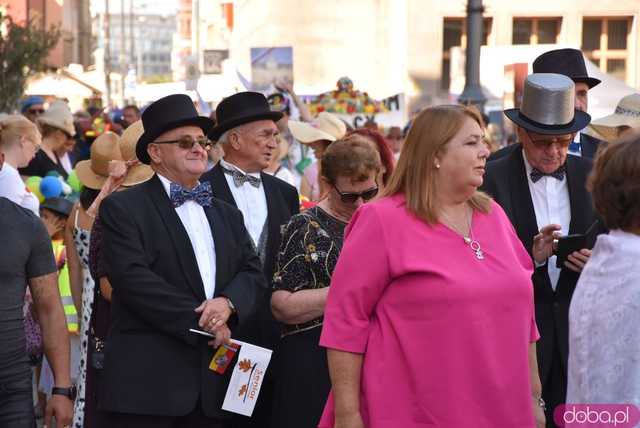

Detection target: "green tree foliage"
[0, 11, 60, 112]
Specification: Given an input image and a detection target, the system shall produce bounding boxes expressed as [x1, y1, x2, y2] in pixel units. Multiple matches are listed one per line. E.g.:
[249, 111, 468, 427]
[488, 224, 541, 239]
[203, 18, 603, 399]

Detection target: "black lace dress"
[271, 206, 347, 428]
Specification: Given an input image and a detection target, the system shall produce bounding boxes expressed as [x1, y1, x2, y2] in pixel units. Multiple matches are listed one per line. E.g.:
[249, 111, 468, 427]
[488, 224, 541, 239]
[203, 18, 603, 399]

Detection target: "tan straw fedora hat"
[36, 100, 76, 136]
[589, 93, 640, 142]
[288, 112, 347, 143]
[75, 132, 123, 189]
[119, 120, 154, 186]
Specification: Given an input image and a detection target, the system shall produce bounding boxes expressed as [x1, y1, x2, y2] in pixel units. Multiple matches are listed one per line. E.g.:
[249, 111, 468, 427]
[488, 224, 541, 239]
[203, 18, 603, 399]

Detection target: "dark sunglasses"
[28, 108, 45, 115]
[333, 185, 378, 204]
[153, 135, 214, 151]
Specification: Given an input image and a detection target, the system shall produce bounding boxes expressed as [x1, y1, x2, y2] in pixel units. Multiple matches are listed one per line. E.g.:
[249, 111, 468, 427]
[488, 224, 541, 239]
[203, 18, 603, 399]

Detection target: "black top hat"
[533, 48, 601, 89]
[504, 73, 591, 135]
[136, 94, 215, 164]
[208, 92, 283, 141]
[41, 197, 74, 217]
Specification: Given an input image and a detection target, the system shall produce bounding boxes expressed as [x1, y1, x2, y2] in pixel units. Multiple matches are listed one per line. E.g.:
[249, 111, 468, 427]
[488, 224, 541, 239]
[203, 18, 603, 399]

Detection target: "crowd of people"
[1, 46, 639, 428]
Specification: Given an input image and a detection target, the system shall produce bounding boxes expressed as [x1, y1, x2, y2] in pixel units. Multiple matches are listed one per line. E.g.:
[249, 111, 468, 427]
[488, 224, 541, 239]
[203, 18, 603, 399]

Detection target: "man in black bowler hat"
[202, 91, 299, 428]
[98, 93, 265, 427]
[482, 73, 606, 427]
[492, 48, 605, 160]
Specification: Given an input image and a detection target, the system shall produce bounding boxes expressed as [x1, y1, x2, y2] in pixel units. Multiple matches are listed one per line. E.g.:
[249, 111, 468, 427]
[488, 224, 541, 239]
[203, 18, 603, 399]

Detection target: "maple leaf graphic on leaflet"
[238, 384, 248, 396]
[238, 359, 253, 372]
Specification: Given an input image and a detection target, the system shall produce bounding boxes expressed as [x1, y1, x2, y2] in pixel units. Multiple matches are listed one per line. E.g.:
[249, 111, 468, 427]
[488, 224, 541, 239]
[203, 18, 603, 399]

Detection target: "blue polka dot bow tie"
[221, 166, 261, 188]
[529, 164, 566, 183]
[169, 181, 213, 208]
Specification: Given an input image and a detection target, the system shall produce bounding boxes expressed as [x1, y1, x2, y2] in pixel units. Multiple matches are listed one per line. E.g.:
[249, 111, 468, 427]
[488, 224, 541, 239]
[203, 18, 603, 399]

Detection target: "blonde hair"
[0, 115, 42, 150]
[380, 105, 492, 224]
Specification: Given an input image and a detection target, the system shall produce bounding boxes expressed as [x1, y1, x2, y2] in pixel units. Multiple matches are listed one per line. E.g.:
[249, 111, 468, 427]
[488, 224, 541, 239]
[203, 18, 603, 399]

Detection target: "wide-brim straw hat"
[36, 100, 76, 136]
[119, 120, 154, 186]
[589, 93, 640, 142]
[504, 73, 591, 135]
[288, 112, 347, 143]
[76, 128, 153, 190]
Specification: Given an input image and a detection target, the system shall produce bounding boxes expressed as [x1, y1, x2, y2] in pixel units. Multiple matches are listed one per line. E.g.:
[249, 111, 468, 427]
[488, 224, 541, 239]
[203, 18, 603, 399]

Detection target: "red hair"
[347, 128, 395, 185]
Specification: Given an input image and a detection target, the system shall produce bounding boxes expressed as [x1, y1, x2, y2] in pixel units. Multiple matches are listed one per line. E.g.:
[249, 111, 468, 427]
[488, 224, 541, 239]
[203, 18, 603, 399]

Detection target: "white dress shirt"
[219, 159, 268, 248]
[158, 174, 216, 299]
[567, 230, 640, 404]
[569, 132, 582, 157]
[0, 163, 40, 216]
[522, 153, 571, 290]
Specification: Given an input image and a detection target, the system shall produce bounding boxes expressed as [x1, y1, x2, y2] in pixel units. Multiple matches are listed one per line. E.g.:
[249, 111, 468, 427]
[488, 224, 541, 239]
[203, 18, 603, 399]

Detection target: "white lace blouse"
[567, 230, 640, 406]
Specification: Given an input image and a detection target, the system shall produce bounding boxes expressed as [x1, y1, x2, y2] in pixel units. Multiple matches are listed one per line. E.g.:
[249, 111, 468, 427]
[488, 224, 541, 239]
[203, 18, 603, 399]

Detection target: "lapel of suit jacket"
[147, 175, 206, 301]
[202, 200, 228, 297]
[565, 156, 591, 235]
[208, 164, 236, 207]
[580, 133, 599, 159]
[508, 148, 540, 256]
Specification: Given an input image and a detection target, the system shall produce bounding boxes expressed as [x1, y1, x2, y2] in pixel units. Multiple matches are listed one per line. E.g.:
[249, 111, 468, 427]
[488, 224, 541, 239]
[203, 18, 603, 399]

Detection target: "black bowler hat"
[504, 73, 591, 135]
[41, 197, 74, 218]
[208, 92, 283, 141]
[136, 94, 215, 164]
[533, 48, 601, 89]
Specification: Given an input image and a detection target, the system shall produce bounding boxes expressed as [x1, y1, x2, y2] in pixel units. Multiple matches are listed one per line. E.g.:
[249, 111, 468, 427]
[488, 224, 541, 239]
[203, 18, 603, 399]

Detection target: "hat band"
[518, 111, 576, 131]
[614, 106, 640, 118]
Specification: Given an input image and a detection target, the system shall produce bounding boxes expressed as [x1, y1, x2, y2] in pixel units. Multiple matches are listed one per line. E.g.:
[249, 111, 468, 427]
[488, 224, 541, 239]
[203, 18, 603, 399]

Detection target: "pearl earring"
[435, 163, 441, 169]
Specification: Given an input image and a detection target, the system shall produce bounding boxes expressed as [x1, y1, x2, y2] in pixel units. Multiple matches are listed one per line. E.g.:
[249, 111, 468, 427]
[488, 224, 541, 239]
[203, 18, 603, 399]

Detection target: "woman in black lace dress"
[270, 135, 381, 428]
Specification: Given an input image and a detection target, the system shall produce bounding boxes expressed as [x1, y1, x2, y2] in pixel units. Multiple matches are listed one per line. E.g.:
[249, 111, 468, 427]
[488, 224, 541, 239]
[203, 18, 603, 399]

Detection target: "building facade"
[1, 0, 92, 68]
[222, 0, 639, 111]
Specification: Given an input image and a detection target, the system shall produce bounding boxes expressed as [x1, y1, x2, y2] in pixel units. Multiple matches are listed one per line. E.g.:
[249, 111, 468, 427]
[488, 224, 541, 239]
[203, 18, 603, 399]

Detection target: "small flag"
[222, 340, 272, 417]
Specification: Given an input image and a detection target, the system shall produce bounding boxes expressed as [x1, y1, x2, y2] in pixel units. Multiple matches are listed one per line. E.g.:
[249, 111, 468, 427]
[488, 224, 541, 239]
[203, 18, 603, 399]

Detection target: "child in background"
[38, 198, 81, 407]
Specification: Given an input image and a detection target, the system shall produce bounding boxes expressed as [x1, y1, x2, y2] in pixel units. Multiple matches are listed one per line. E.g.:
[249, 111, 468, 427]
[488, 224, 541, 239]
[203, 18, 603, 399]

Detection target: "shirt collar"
[220, 158, 261, 179]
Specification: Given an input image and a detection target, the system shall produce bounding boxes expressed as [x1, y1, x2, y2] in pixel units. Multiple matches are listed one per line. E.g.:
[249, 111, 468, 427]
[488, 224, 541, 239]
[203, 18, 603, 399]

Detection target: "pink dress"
[318, 194, 539, 428]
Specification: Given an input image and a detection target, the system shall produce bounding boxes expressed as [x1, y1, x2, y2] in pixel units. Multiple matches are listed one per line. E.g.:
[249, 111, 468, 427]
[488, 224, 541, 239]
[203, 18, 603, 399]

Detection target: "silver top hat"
[504, 73, 591, 135]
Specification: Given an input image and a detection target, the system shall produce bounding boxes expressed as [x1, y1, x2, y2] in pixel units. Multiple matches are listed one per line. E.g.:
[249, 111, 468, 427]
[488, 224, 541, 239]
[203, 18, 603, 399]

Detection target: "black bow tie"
[221, 166, 261, 188]
[530, 165, 566, 183]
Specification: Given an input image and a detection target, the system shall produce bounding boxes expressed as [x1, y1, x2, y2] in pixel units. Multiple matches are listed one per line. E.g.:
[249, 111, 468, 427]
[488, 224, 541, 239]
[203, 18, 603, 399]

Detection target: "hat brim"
[75, 159, 108, 190]
[590, 112, 640, 129]
[136, 116, 215, 164]
[122, 164, 154, 187]
[572, 76, 601, 89]
[504, 109, 591, 135]
[37, 116, 76, 137]
[288, 120, 337, 143]
[208, 111, 283, 141]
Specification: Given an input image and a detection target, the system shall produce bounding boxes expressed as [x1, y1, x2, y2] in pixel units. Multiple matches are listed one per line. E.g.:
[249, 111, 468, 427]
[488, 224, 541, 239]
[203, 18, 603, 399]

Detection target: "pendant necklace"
[440, 208, 485, 260]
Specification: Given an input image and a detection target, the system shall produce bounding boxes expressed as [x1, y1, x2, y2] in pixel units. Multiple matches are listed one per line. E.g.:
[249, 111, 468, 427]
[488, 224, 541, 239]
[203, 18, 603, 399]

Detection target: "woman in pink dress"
[318, 105, 546, 428]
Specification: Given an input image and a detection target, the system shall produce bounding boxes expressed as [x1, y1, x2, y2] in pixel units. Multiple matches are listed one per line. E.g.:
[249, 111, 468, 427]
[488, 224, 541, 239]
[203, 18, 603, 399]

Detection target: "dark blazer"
[99, 175, 265, 419]
[480, 146, 604, 385]
[201, 164, 299, 284]
[488, 133, 604, 162]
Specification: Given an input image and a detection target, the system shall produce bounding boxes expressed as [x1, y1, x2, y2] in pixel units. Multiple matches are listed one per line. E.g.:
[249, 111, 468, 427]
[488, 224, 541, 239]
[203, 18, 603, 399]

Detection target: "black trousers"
[0, 373, 36, 428]
[542, 347, 567, 428]
[106, 404, 230, 428]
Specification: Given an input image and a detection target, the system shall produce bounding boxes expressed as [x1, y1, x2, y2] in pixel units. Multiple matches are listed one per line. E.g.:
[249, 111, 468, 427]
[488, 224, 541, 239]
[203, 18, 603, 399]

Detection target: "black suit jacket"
[99, 175, 265, 419]
[200, 164, 299, 349]
[489, 133, 604, 162]
[480, 147, 604, 385]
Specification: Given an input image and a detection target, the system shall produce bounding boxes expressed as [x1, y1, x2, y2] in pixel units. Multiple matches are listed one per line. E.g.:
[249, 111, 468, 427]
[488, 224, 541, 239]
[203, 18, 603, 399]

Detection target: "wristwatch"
[52, 385, 77, 400]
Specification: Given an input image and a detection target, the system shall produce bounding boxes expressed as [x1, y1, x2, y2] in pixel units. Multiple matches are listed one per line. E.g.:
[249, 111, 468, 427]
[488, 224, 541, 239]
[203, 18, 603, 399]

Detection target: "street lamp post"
[458, 0, 487, 109]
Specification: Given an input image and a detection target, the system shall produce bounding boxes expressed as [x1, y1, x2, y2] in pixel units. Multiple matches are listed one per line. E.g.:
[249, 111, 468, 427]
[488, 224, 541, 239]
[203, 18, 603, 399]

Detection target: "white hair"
[217, 130, 231, 145]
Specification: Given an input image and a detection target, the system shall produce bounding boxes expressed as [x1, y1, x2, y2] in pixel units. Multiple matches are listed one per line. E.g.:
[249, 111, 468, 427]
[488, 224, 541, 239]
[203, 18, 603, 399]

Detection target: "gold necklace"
[440, 207, 484, 260]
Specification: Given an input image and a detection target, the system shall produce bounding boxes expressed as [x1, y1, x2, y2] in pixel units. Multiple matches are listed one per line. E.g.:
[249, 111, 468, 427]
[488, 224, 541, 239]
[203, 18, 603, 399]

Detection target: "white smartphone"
[189, 328, 215, 338]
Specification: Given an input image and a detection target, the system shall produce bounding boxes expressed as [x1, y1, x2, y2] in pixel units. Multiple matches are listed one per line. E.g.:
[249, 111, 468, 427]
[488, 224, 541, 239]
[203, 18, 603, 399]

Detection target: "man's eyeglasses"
[525, 130, 574, 148]
[153, 136, 214, 151]
[333, 185, 379, 204]
[27, 108, 45, 115]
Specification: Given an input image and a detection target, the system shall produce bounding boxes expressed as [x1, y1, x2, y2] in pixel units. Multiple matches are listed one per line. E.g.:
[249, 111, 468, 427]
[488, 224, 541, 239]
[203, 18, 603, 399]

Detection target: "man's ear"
[147, 144, 162, 164]
[228, 131, 242, 151]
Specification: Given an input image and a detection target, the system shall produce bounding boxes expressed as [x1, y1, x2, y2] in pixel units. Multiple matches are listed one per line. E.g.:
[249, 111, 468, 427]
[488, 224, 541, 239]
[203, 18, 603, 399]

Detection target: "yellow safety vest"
[52, 240, 79, 333]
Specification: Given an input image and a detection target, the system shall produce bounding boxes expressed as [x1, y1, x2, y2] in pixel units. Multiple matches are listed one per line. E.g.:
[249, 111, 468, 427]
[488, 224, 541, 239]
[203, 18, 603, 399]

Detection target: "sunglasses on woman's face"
[333, 185, 379, 204]
[153, 135, 214, 151]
